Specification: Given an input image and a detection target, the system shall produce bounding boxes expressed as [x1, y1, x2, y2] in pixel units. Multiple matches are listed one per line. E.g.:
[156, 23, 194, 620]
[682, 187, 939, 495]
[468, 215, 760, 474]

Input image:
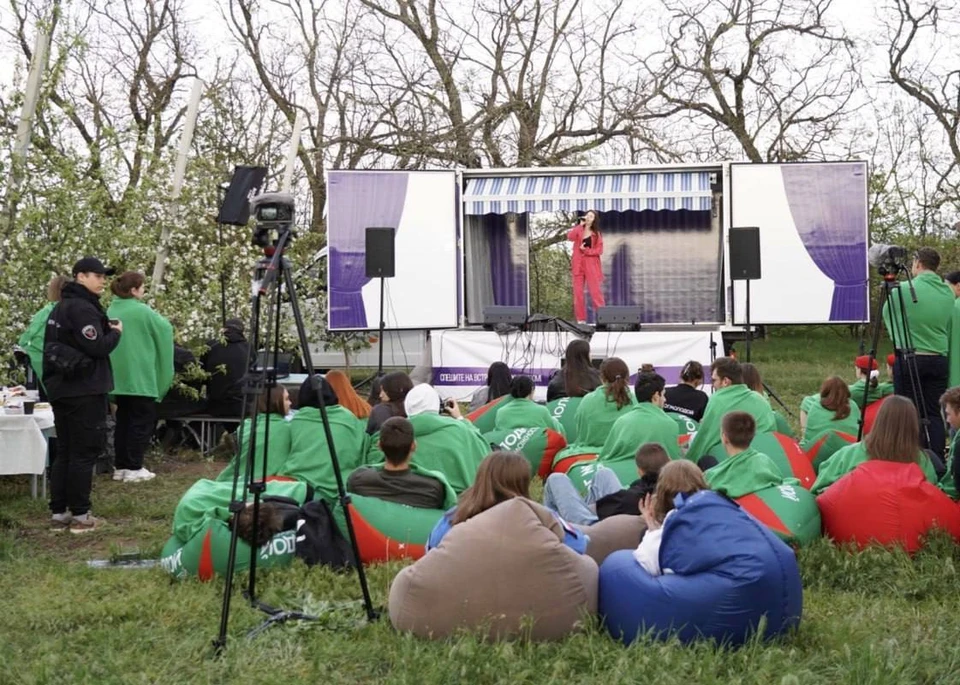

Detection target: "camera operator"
[882, 247, 954, 458]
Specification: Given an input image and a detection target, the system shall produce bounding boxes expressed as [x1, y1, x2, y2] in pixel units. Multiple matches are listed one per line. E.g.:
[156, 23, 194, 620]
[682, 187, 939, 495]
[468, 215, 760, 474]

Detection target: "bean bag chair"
[389, 498, 598, 641]
[861, 396, 889, 436]
[702, 432, 815, 490]
[817, 460, 960, 554]
[774, 411, 795, 438]
[551, 448, 598, 476]
[467, 395, 513, 433]
[577, 514, 646, 566]
[160, 518, 297, 581]
[564, 459, 601, 496]
[667, 412, 699, 455]
[483, 427, 567, 478]
[546, 397, 584, 443]
[598, 491, 803, 646]
[805, 430, 857, 474]
[736, 483, 821, 547]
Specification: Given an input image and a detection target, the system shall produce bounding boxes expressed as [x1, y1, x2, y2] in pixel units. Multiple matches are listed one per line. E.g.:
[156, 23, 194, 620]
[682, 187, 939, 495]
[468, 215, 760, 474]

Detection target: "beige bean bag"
[389, 497, 598, 641]
[579, 515, 646, 566]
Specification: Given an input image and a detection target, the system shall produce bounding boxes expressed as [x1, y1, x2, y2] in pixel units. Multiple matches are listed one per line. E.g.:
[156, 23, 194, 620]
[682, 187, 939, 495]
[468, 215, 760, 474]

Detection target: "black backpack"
[294, 500, 356, 571]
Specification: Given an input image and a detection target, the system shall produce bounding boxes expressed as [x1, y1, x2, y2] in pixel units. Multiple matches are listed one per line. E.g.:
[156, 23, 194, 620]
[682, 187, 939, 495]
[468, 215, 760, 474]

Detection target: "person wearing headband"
[849, 355, 894, 411]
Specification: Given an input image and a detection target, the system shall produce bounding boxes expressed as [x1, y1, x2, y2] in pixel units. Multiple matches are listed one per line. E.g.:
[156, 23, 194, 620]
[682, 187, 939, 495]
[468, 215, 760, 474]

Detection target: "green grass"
[3, 326, 952, 685]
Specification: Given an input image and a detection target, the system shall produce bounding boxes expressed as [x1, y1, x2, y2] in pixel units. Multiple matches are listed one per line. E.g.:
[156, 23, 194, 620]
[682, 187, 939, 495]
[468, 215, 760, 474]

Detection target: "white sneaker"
[123, 468, 156, 482]
[112, 469, 130, 481]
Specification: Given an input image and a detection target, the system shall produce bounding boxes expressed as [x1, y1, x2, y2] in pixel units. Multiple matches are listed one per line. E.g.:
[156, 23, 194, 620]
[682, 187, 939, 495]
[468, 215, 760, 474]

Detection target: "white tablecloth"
[0, 410, 54, 476]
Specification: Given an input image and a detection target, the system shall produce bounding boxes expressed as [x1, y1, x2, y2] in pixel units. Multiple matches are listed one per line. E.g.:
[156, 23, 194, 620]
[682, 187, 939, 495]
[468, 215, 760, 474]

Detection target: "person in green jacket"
[849, 355, 894, 411]
[18, 275, 71, 395]
[946, 271, 960, 390]
[812, 396, 939, 495]
[596, 369, 680, 484]
[493, 376, 565, 435]
[284, 375, 368, 500]
[107, 271, 175, 483]
[883, 247, 953, 459]
[217, 386, 293, 484]
[939, 386, 960, 499]
[705, 412, 795, 498]
[687, 357, 778, 463]
[800, 376, 861, 451]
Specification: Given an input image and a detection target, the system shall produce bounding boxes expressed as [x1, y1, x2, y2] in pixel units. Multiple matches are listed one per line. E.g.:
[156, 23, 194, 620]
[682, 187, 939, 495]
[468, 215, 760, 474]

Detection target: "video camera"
[868, 243, 909, 276]
[250, 192, 295, 249]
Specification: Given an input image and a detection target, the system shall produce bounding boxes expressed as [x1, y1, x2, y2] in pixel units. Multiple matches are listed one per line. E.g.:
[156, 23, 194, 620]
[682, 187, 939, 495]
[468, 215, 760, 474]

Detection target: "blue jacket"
[426, 504, 588, 554]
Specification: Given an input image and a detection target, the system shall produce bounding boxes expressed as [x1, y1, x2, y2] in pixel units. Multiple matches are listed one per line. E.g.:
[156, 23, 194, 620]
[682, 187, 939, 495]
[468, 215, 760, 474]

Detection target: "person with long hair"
[849, 355, 893, 411]
[799, 376, 861, 450]
[216, 385, 293, 483]
[468, 361, 513, 413]
[546, 338, 601, 402]
[567, 210, 605, 324]
[107, 271, 175, 483]
[663, 360, 708, 422]
[325, 370, 372, 419]
[493, 376, 565, 434]
[740, 363, 765, 396]
[367, 371, 414, 435]
[19, 274, 71, 396]
[556, 357, 636, 457]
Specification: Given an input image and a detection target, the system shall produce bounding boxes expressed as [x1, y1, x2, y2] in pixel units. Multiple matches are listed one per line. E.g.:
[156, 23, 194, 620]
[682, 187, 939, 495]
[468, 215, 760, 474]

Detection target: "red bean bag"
[861, 396, 889, 437]
[817, 460, 960, 554]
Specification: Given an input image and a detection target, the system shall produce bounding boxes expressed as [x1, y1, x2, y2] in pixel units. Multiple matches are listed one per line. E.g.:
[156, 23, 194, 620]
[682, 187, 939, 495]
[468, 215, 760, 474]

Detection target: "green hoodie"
[883, 270, 954, 355]
[403, 413, 491, 494]
[949, 297, 960, 387]
[705, 447, 793, 499]
[284, 406, 368, 500]
[18, 303, 54, 389]
[938, 431, 960, 500]
[812, 441, 938, 495]
[599, 402, 681, 463]
[216, 414, 292, 483]
[848, 379, 894, 411]
[106, 297, 175, 399]
[493, 397, 566, 435]
[172, 478, 308, 543]
[687, 385, 778, 461]
[569, 385, 636, 450]
[800, 394, 861, 451]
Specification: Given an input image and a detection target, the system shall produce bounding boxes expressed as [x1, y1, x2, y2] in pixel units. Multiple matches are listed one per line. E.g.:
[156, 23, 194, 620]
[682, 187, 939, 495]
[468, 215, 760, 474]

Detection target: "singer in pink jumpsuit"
[568, 210, 605, 324]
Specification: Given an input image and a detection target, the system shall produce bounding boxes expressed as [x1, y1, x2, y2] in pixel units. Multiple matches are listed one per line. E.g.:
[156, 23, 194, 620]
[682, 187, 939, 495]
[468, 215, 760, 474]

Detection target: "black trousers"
[114, 395, 157, 471]
[50, 394, 108, 516]
[893, 353, 949, 458]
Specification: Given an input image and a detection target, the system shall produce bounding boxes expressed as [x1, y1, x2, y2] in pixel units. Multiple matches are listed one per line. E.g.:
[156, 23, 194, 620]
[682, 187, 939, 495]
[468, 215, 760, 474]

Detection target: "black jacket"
[201, 330, 249, 415]
[546, 367, 601, 403]
[43, 282, 121, 400]
[594, 474, 658, 520]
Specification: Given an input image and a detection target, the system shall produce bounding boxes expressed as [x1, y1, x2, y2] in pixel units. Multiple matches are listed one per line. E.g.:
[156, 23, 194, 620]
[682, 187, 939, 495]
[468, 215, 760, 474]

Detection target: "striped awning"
[463, 171, 714, 215]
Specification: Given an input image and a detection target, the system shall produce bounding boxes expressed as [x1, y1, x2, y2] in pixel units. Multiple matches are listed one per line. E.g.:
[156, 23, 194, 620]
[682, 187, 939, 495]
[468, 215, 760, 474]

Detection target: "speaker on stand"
[729, 226, 761, 361]
[366, 227, 396, 376]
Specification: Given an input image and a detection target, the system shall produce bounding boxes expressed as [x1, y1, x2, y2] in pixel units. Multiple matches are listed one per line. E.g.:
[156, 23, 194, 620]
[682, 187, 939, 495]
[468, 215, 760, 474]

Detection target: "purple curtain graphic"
[488, 213, 528, 306]
[780, 164, 867, 322]
[328, 172, 409, 329]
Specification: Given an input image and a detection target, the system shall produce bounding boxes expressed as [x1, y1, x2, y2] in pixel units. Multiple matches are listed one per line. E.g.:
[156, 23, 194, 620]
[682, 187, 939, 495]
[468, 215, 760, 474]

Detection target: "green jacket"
[949, 298, 960, 387]
[800, 394, 861, 451]
[216, 414, 292, 483]
[284, 406, 368, 500]
[812, 441, 938, 495]
[939, 431, 960, 500]
[687, 385, 778, 461]
[493, 397, 566, 435]
[573, 385, 636, 448]
[404, 413, 490, 494]
[599, 402, 681, 463]
[18, 303, 54, 389]
[848, 379, 894, 411]
[172, 478, 308, 543]
[107, 297, 175, 400]
[705, 447, 793, 499]
[883, 271, 953, 355]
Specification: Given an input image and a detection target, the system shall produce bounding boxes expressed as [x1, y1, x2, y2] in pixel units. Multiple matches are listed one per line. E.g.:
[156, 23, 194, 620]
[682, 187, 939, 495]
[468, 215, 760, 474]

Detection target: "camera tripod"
[213, 227, 377, 654]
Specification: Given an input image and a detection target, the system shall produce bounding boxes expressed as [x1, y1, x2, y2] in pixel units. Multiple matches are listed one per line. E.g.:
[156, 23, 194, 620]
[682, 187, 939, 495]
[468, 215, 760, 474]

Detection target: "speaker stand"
[745, 279, 752, 362]
[376, 275, 386, 378]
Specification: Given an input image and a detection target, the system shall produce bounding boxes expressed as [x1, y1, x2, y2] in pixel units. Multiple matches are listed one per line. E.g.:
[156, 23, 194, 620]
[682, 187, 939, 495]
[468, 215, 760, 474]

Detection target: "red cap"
[887, 353, 896, 367]
[854, 355, 878, 371]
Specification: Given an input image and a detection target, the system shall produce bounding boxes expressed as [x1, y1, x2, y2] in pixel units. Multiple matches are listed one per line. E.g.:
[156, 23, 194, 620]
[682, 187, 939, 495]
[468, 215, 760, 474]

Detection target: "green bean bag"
[484, 427, 568, 478]
[546, 397, 584, 444]
[805, 429, 857, 474]
[667, 412, 699, 455]
[736, 483, 821, 547]
[467, 395, 513, 433]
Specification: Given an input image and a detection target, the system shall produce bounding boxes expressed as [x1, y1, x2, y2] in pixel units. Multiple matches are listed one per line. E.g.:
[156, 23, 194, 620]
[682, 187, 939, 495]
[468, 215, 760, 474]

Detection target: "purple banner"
[433, 365, 688, 387]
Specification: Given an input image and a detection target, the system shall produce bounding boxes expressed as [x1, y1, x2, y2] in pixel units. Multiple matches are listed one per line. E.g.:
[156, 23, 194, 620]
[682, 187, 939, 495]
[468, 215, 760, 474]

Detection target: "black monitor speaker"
[482, 305, 528, 329]
[729, 226, 761, 281]
[365, 227, 396, 278]
[596, 306, 642, 331]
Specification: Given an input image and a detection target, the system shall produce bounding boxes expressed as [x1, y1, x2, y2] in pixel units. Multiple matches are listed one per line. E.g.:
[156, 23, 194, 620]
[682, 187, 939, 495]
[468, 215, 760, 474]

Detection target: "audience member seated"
[284, 375, 368, 499]
[817, 394, 960, 553]
[201, 317, 250, 418]
[544, 443, 670, 526]
[156, 344, 207, 448]
[216, 386, 292, 483]
[663, 360, 708, 422]
[740, 363, 768, 402]
[326, 370, 372, 420]
[686, 357, 777, 462]
[849, 355, 893, 411]
[940, 387, 960, 499]
[398, 383, 491, 493]
[493, 376, 565, 434]
[367, 371, 413, 435]
[348, 417, 448, 509]
[18, 274, 70, 397]
[558, 357, 636, 456]
[596, 371, 680, 483]
[812, 396, 939, 495]
[546, 339, 601, 402]
[800, 376, 861, 451]
[701, 412, 788, 492]
[468, 361, 512, 413]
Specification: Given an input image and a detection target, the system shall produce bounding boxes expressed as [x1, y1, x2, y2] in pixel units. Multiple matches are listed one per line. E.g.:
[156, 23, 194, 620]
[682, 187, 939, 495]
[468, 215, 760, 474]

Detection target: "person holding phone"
[567, 209, 605, 324]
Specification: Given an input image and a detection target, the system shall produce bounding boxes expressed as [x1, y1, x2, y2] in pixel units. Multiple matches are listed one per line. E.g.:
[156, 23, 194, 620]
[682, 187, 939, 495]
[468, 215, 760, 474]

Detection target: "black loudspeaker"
[218, 165, 268, 225]
[596, 306, 642, 331]
[482, 305, 528, 328]
[729, 226, 761, 280]
[365, 227, 396, 278]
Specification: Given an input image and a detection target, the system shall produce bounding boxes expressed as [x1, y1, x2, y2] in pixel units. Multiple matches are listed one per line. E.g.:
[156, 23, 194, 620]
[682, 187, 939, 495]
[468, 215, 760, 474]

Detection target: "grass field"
[4, 327, 954, 685]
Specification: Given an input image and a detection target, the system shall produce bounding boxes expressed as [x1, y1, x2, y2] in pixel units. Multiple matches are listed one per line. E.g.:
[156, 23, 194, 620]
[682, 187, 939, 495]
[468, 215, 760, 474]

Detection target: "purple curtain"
[780, 164, 867, 321]
[487, 213, 528, 306]
[328, 172, 409, 329]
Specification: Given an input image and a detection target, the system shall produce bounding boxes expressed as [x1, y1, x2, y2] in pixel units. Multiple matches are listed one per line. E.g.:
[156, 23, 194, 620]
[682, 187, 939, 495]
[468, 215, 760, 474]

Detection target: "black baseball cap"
[72, 257, 116, 277]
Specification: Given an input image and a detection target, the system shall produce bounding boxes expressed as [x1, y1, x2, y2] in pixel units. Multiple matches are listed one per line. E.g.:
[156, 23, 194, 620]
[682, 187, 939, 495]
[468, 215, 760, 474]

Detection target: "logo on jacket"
[81, 325, 98, 340]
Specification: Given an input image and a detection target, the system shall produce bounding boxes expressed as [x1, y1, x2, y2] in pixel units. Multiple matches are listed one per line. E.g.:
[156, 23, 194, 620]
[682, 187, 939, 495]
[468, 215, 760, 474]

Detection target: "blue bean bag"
[598, 491, 802, 646]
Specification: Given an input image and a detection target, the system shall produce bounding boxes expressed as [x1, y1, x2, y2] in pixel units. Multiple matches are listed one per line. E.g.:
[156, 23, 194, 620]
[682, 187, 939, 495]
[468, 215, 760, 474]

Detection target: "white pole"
[281, 110, 305, 193]
[152, 77, 204, 289]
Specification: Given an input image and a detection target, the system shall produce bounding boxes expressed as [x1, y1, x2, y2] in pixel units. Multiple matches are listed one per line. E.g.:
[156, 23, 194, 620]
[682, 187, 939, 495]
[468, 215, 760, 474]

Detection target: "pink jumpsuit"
[568, 224, 605, 322]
